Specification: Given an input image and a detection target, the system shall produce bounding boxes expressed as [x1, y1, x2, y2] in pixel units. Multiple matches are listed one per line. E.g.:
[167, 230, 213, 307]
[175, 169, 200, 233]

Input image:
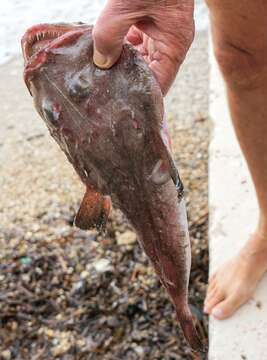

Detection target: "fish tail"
[177, 306, 206, 353]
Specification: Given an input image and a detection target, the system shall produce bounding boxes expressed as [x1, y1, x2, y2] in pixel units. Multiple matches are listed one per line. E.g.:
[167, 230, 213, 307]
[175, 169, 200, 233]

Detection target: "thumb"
[93, 1, 134, 69]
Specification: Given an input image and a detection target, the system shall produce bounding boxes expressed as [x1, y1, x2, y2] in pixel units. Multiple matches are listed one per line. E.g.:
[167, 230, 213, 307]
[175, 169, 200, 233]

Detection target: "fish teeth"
[28, 29, 63, 51]
[33, 31, 47, 43]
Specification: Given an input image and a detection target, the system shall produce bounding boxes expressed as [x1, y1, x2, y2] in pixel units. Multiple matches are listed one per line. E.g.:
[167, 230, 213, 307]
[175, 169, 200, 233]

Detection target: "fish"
[21, 23, 204, 352]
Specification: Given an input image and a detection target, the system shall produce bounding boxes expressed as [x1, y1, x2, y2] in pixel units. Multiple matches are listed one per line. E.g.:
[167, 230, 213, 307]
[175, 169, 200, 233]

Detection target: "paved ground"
[208, 40, 267, 360]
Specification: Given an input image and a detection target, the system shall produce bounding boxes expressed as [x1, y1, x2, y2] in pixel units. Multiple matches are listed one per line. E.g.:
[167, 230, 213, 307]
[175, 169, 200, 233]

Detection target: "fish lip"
[21, 22, 88, 62]
[22, 23, 91, 94]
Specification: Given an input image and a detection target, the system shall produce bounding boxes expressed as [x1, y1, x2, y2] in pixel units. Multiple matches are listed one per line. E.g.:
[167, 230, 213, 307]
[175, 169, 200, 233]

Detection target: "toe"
[205, 286, 217, 304]
[207, 274, 216, 288]
[211, 296, 241, 320]
[204, 289, 224, 314]
[209, 273, 216, 283]
[206, 278, 217, 295]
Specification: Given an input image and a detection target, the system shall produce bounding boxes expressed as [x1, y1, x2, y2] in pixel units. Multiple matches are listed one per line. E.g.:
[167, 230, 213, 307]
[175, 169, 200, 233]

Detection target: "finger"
[93, 1, 137, 68]
[126, 26, 143, 45]
[149, 56, 179, 96]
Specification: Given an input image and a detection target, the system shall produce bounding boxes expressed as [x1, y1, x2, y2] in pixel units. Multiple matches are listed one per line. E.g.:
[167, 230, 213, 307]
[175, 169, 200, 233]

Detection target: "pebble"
[52, 339, 71, 357]
[1, 350, 11, 360]
[21, 274, 31, 283]
[93, 258, 113, 273]
[80, 270, 90, 279]
[19, 256, 32, 265]
[51, 332, 72, 356]
[133, 345, 145, 356]
[116, 230, 137, 246]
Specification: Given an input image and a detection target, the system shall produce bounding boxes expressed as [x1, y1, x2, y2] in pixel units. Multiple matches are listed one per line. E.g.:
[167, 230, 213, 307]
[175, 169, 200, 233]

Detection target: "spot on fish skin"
[83, 168, 89, 178]
[42, 99, 61, 127]
[132, 119, 143, 138]
[149, 159, 171, 185]
[94, 68, 107, 79]
[61, 127, 75, 143]
[81, 136, 91, 146]
[132, 120, 138, 129]
[68, 67, 91, 100]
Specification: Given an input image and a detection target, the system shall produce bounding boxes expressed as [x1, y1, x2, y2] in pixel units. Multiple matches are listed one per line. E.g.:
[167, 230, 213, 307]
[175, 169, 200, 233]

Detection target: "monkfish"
[21, 23, 204, 351]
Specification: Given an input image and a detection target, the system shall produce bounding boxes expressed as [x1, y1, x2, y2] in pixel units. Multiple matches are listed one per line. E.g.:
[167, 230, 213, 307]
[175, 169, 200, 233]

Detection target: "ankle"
[240, 230, 267, 259]
[257, 213, 267, 238]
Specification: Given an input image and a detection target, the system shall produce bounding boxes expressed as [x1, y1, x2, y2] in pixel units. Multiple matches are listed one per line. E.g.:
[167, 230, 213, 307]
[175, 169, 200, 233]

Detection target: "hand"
[93, 0, 195, 95]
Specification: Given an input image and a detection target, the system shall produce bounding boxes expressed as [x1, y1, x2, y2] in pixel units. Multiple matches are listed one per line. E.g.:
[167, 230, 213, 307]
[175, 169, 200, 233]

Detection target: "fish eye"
[68, 68, 91, 100]
[42, 99, 61, 127]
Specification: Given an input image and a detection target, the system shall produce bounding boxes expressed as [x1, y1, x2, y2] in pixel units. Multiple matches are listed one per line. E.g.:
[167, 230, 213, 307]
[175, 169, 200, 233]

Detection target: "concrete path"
[208, 40, 267, 359]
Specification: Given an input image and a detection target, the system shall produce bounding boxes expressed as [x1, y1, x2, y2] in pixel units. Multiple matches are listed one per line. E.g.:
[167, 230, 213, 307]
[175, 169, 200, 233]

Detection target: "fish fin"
[177, 306, 206, 353]
[74, 187, 111, 231]
[165, 150, 184, 200]
[157, 128, 184, 198]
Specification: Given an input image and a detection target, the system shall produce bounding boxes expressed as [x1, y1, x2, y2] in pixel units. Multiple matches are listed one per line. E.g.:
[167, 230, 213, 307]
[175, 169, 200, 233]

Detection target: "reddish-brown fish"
[21, 23, 204, 351]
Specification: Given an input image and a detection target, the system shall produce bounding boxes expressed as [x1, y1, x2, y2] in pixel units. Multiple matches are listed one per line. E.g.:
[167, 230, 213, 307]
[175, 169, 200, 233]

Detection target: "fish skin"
[22, 23, 205, 352]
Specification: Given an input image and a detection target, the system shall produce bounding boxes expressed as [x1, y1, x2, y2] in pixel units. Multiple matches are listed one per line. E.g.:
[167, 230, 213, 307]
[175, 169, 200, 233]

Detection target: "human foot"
[204, 231, 267, 319]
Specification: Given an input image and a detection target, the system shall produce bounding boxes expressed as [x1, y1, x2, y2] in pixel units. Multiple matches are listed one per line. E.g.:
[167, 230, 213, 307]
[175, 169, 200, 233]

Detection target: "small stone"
[67, 267, 74, 274]
[10, 321, 18, 331]
[52, 338, 59, 345]
[256, 301, 262, 309]
[80, 270, 90, 279]
[52, 341, 71, 357]
[52, 334, 72, 357]
[56, 314, 63, 320]
[20, 256, 32, 265]
[35, 267, 43, 275]
[133, 345, 144, 356]
[116, 230, 137, 246]
[93, 258, 113, 273]
[21, 274, 31, 282]
[76, 339, 86, 348]
[72, 280, 85, 293]
[1, 350, 11, 360]
[107, 316, 120, 328]
[45, 328, 54, 337]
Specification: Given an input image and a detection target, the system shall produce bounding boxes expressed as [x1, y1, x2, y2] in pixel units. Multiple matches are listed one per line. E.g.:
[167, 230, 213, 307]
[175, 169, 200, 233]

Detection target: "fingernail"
[93, 48, 112, 69]
[203, 306, 208, 313]
[212, 308, 223, 319]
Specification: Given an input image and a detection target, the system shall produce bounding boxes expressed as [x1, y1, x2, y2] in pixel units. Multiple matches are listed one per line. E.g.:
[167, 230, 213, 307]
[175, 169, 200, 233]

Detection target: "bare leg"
[204, 0, 267, 319]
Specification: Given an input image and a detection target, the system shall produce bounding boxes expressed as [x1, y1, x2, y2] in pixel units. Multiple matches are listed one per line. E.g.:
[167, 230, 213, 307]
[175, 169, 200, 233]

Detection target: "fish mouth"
[21, 23, 91, 93]
[21, 22, 88, 62]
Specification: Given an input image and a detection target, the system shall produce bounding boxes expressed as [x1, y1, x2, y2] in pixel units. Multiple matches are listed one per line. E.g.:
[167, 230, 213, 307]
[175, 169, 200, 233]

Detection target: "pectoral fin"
[74, 187, 111, 231]
[166, 150, 184, 199]
[159, 117, 184, 198]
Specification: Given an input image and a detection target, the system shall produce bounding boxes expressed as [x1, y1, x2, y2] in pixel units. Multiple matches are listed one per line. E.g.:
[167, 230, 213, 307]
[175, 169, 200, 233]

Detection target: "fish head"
[21, 22, 91, 93]
[21, 22, 163, 150]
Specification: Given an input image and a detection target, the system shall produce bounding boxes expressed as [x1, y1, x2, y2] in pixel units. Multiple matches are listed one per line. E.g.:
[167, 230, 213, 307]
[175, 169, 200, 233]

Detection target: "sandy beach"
[0, 27, 209, 359]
